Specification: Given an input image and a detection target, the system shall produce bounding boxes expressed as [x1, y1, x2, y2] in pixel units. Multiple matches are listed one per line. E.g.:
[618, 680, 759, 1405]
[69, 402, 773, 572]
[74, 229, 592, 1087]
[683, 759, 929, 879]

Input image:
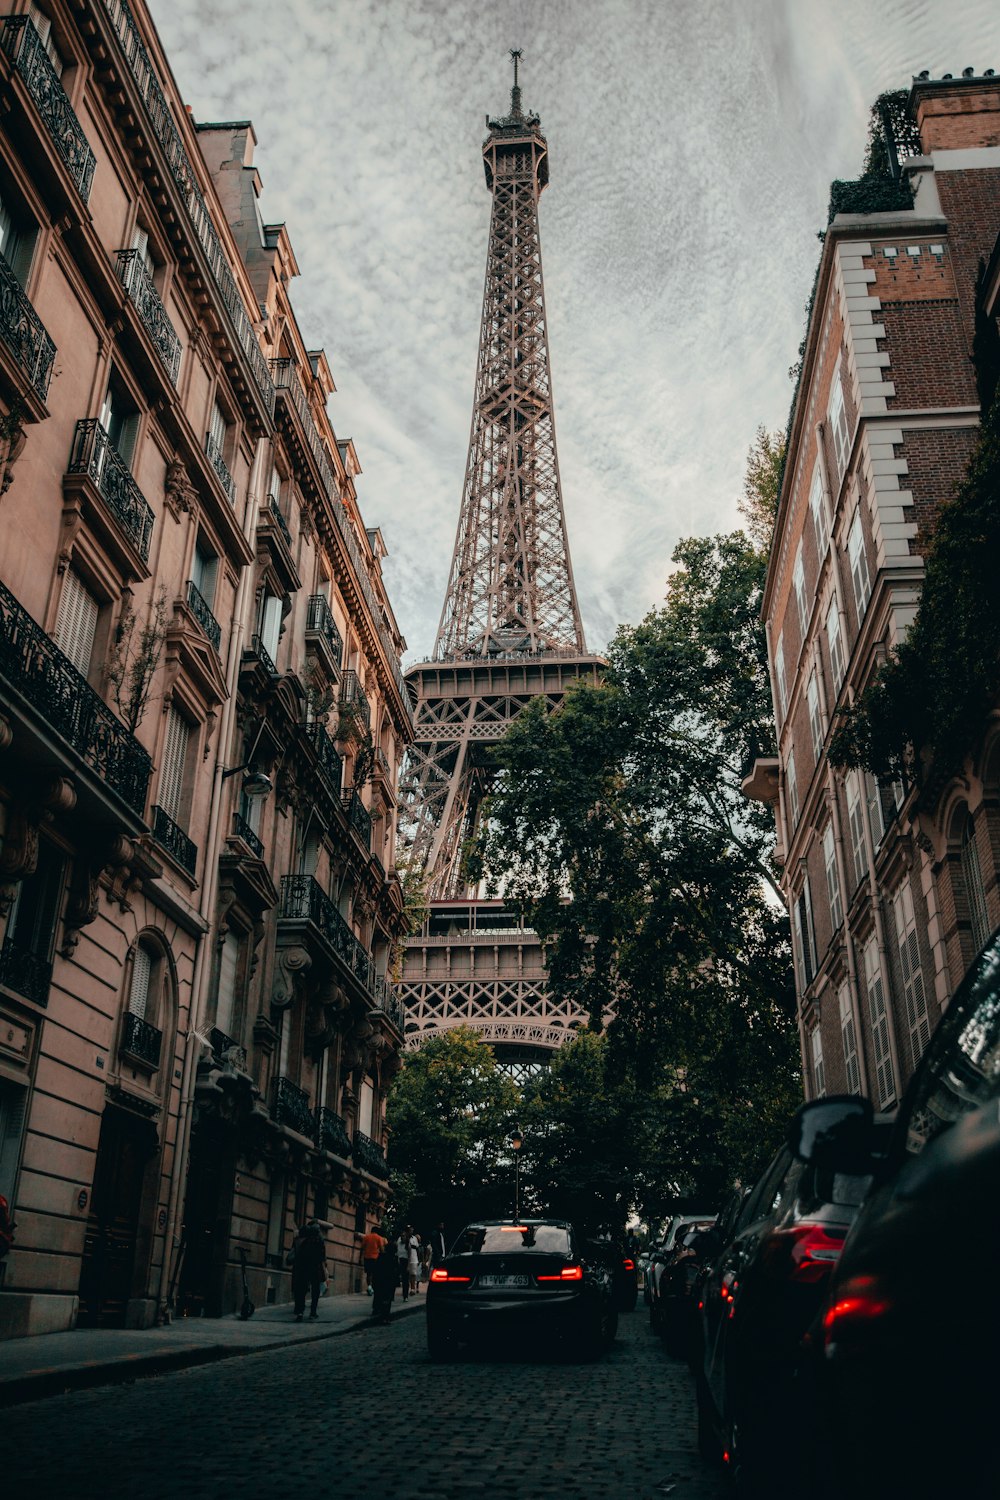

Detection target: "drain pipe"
[158, 436, 268, 1319]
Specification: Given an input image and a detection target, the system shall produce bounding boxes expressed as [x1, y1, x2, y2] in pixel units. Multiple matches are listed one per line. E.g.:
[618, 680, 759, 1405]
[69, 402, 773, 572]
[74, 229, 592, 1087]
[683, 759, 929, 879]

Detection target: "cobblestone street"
[6, 1305, 725, 1499]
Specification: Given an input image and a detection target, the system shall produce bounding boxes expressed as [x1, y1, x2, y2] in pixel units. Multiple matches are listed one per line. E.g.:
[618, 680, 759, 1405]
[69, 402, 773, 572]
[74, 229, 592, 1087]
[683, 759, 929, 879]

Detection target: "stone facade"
[0, 0, 411, 1336]
[747, 74, 1000, 1110]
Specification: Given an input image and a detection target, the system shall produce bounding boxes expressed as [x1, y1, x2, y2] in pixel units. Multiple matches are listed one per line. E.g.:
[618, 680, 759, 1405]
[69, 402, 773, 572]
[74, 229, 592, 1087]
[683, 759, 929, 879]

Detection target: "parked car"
[792, 929, 1000, 1500]
[647, 1214, 714, 1331]
[653, 1218, 718, 1356]
[695, 1134, 883, 1496]
[426, 1218, 618, 1361]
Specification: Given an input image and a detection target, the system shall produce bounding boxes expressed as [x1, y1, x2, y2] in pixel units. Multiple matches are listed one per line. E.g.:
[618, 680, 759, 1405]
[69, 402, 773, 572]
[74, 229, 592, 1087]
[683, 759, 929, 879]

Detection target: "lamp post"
[510, 1125, 523, 1221]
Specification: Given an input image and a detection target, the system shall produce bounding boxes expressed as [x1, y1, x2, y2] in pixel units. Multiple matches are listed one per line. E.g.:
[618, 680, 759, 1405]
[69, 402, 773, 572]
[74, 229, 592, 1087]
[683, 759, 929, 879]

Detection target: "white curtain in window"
[359, 1077, 375, 1138]
[128, 944, 152, 1019]
[55, 570, 99, 679]
[260, 594, 282, 659]
[216, 931, 240, 1037]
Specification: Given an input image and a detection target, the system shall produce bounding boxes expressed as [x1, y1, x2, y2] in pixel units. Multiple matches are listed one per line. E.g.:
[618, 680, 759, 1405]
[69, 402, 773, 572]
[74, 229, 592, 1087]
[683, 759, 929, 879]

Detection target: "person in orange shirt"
[361, 1227, 386, 1295]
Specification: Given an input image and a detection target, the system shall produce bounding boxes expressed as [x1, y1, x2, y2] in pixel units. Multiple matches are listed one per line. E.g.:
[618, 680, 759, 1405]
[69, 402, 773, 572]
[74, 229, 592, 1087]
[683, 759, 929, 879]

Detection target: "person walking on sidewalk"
[430, 1222, 448, 1266]
[396, 1225, 412, 1300]
[290, 1222, 326, 1321]
[361, 1227, 385, 1296]
[371, 1237, 399, 1324]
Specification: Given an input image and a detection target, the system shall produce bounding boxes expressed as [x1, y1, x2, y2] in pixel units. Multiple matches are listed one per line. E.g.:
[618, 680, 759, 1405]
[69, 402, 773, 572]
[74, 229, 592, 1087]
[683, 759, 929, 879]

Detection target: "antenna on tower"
[510, 47, 523, 116]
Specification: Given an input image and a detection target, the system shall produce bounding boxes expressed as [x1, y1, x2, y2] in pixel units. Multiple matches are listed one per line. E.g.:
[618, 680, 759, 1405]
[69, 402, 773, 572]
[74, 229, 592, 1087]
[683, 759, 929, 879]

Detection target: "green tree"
[739, 425, 785, 553]
[385, 1027, 521, 1229]
[470, 528, 800, 1204]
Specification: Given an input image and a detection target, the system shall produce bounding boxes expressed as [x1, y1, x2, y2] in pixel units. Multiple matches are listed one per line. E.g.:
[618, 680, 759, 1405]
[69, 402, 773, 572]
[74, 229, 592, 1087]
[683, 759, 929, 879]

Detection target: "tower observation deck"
[398, 56, 603, 1067]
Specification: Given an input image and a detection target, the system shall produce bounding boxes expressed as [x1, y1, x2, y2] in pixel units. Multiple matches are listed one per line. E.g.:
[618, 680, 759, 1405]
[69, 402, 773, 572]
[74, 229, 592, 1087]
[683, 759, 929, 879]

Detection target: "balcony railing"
[204, 430, 235, 503]
[372, 974, 406, 1033]
[305, 720, 343, 798]
[248, 634, 278, 677]
[0, 936, 52, 1007]
[0, 580, 151, 815]
[114, 248, 181, 383]
[99, 0, 274, 417]
[316, 1106, 353, 1159]
[209, 1026, 247, 1072]
[353, 1131, 389, 1181]
[0, 250, 55, 400]
[0, 16, 96, 204]
[121, 1009, 162, 1068]
[67, 419, 155, 564]
[339, 670, 371, 732]
[265, 497, 293, 549]
[372, 747, 393, 784]
[279, 874, 375, 993]
[305, 594, 343, 670]
[272, 1074, 314, 1139]
[342, 789, 372, 849]
[151, 803, 197, 876]
[231, 810, 263, 859]
[186, 579, 221, 651]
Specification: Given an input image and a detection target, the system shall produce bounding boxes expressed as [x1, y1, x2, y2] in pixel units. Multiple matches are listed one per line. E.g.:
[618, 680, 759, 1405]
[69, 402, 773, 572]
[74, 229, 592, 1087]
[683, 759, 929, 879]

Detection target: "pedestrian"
[396, 1225, 411, 1300]
[290, 1221, 326, 1321]
[361, 1225, 386, 1296]
[408, 1229, 421, 1295]
[430, 1221, 448, 1265]
[371, 1236, 399, 1324]
[418, 1240, 432, 1292]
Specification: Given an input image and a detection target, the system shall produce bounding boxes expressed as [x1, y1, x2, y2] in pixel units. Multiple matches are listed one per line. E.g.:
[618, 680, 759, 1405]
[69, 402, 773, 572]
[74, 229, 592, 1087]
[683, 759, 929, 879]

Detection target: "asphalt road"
[5, 1302, 726, 1500]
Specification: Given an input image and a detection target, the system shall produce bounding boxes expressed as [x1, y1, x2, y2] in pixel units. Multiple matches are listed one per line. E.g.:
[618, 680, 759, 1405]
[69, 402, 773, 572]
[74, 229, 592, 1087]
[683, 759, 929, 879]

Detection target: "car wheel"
[696, 1374, 720, 1464]
[427, 1321, 455, 1362]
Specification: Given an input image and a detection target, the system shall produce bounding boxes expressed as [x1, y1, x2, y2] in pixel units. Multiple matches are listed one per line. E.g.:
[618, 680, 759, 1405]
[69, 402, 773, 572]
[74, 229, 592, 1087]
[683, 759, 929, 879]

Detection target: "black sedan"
[426, 1218, 618, 1360]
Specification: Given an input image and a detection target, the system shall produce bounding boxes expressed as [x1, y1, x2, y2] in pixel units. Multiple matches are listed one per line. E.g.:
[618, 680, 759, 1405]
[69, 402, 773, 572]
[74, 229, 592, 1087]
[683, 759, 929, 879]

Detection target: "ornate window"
[960, 814, 991, 957]
[53, 568, 99, 680]
[120, 934, 169, 1071]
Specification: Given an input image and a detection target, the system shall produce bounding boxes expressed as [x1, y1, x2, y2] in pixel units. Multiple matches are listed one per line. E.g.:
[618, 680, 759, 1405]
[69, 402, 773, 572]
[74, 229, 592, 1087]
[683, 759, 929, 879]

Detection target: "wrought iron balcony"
[305, 594, 343, 672]
[339, 670, 371, 732]
[272, 1074, 314, 1139]
[98, 0, 274, 418]
[304, 719, 343, 798]
[121, 1009, 162, 1068]
[186, 579, 221, 651]
[248, 634, 278, 677]
[114, 248, 181, 383]
[353, 1131, 388, 1181]
[204, 431, 236, 503]
[372, 747, 394, 784]
[67, 419, 155, 564]
[0, 16, 96, 204]
[316, 1106, 353, 1159]
[231, 810, 264, 859]
[151, 803, 197, 876]
[342, 789, 372, 849]
[372, 974, 406, 1033]
[0, 250, 55, 400]
[0, 935, 52, 1007]
[279, 874, 375, 993]
[265, 497, 293, 550]
[209, 1026, 248, 1072]
[0, 580, 151, 815]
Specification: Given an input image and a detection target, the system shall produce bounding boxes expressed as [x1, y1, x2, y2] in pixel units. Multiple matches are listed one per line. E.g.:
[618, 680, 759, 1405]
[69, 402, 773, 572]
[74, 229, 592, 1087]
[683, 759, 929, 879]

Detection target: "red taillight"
[822, 1275, 890, 1347]
[430, 1268, 470, 1283]
[536, 1264, 584, 1282]
[761, 1224, 847, 1284]
[622, 1258, 635, 1272]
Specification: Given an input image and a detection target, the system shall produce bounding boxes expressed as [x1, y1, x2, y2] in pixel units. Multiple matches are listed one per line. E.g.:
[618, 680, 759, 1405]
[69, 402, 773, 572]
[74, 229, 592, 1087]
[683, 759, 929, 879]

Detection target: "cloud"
[150, 0, 998, 661]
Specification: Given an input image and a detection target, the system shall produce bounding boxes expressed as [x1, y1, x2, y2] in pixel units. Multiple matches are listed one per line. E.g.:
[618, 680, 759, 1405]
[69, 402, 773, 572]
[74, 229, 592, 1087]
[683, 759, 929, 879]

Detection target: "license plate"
[477, 1274, 530, 1288]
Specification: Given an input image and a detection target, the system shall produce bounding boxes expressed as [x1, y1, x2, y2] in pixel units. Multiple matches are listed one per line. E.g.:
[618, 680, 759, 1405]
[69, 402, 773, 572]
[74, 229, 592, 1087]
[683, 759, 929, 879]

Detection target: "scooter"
[238, 1245, 255, 1321]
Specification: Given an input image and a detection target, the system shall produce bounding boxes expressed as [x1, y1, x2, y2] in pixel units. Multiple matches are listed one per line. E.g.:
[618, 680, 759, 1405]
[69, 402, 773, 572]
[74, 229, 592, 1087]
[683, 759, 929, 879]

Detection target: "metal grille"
[0, 248, 55, 399]
[67, 419, 155, 562]
[0, 16, 96, 203]
[114, 248, 181, 383]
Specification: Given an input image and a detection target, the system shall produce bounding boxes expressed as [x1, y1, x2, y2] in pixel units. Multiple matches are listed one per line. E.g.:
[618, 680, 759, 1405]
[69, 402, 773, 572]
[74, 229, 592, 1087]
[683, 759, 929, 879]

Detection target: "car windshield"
[456, 1224, 572, 1255]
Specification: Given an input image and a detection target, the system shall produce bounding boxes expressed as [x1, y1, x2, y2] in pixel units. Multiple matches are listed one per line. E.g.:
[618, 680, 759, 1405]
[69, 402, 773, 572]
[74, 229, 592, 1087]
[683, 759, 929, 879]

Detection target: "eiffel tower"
[398, 54, 603, 1071]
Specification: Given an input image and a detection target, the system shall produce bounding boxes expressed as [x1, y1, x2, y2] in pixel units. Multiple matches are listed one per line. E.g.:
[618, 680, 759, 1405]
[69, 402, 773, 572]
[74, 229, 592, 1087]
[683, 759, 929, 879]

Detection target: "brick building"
[745, 73, 1000, 1108]
[0, 0, 411, 1337]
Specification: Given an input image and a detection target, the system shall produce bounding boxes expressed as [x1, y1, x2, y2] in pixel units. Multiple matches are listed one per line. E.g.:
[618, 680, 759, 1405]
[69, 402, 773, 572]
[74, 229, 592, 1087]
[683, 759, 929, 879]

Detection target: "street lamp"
[510, 1125, 523, 1221]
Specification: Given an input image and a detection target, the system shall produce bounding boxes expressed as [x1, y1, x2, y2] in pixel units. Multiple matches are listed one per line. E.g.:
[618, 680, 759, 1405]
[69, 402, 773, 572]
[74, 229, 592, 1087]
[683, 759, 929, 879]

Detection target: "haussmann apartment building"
[0, 0, 413, 1337]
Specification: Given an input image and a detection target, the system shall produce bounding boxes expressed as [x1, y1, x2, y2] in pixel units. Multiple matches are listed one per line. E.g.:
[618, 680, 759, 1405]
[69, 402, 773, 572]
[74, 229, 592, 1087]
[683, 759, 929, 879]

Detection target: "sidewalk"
[0, 1290, 425, 1408]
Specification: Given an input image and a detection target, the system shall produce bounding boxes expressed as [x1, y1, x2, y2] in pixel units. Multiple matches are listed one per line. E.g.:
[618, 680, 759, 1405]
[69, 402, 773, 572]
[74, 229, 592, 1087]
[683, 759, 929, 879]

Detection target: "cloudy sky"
[150, 0, 996, 663]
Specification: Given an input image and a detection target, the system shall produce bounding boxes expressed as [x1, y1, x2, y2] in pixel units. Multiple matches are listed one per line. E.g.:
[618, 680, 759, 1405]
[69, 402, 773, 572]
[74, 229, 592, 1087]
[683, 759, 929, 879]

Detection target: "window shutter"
[848, 510, 871, 618]
[786, 749, 799, 827]
[810, 1027, 825, 1097]
[191, 543, 218, 607]
[260, 593, 282, 659]
[863, 936, 896, 1109]
[809, 467, 829, 555]
[838, 983, 861, 1095]
[793, 546, 808, 637]
[892, 880, 931, 1066]
[0, 1081, 28, 1202]
[209, 400, 227, 450]
[54, 571, 99, 679]
[128, 944, 152, 1019]
[159, 708, 190, 821]
[823, 825, 842, 931]
[961, 818, 991, 956]
[826, 598, 845, 689]
[846, 772, 867, 889]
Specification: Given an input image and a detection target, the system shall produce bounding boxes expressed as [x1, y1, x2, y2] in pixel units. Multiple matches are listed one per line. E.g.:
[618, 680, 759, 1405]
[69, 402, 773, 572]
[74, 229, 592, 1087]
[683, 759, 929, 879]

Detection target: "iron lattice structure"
[399, 59, 603, 1061]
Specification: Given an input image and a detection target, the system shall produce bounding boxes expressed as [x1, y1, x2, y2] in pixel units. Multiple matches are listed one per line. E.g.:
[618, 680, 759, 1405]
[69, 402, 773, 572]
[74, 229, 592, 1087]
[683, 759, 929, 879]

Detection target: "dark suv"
[695, 1141, 878, 1495]
[792, 928, 1000, 1500]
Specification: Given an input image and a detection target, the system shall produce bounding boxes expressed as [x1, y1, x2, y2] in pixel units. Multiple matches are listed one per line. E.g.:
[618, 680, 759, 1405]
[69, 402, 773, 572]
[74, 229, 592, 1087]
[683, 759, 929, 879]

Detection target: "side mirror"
[788, 1095, 875, 1174]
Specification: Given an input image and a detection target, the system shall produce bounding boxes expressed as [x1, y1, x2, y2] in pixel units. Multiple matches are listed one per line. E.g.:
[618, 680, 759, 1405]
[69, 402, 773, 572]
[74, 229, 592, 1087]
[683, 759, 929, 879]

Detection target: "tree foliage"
[467, 528, 800, 1206]
[739, 426, 785, 552]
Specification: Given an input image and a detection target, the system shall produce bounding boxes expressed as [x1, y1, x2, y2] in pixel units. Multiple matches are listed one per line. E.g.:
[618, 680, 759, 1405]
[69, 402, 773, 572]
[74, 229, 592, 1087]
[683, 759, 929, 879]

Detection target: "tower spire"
[510, 47, 523, 117]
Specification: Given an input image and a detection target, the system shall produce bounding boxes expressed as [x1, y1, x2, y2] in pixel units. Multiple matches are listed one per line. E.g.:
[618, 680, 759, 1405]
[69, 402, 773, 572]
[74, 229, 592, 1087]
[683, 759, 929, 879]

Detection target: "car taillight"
[622, 1258, 635, 1272]
[761, 1224, 847, 1284]
[536, 1265, 584, 1281]
[822, 1275, 890, 1349]
[430, 1268, 471, 1283]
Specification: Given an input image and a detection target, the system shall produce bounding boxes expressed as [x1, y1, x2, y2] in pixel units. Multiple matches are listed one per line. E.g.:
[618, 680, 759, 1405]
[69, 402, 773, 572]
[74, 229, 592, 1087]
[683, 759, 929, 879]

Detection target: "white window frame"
[128, 943, 153, 1020]
[773, 633, 788, 721]
[846, 771, 867, 890]
[848, 507, 871, 620]
[826, 595, 846, 691]
[809, 463, 830, 557]
[807, 667, 824, 762]
[838, 982, 861, 1095]
[862, 934, 896, 1109]
[54, 569, 99, 680]
[786, 748, 799, 828]
[892, 878, 931, 1068]
[810, 1025, 826, 1097]
[793, 543, 808, 638]
[159, 706, 191, 823]
[829, 368, 852, 481]
[215, 929, 240, 1038]
[793, 877, 818, 989]
[823, 823, 843, 931]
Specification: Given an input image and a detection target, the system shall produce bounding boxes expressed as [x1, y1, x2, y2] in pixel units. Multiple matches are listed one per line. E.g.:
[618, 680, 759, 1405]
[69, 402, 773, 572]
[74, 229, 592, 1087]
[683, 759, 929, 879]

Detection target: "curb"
[0, 1298, 424, 1409]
